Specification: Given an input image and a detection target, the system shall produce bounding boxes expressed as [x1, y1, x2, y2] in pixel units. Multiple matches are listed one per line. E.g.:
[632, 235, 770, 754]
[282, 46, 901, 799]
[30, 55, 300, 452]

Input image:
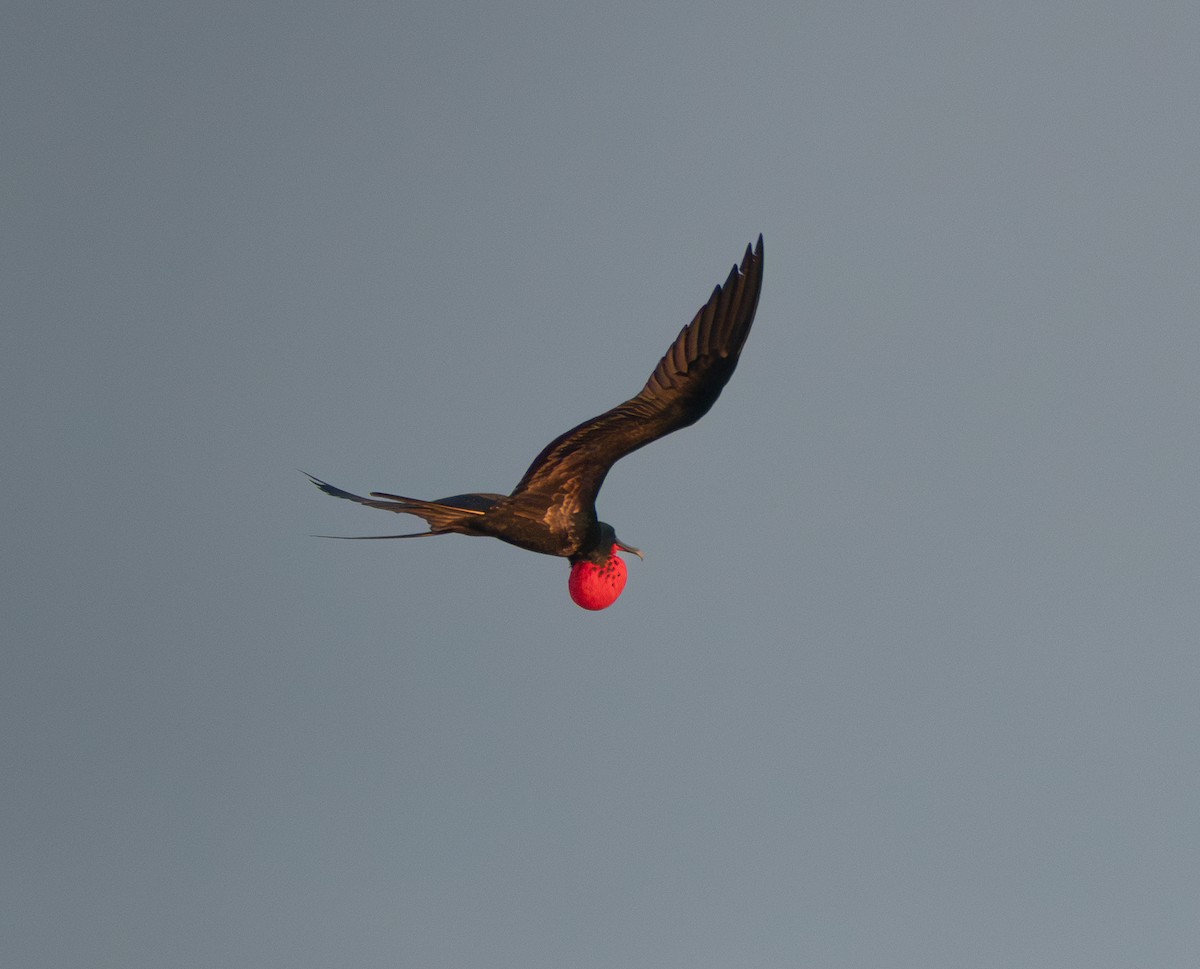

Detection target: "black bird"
[308, 235, 763, 609]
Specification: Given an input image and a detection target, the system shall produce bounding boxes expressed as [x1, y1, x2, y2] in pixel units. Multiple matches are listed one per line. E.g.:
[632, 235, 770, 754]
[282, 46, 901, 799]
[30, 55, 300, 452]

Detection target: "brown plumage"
[307, 235, 764, 569]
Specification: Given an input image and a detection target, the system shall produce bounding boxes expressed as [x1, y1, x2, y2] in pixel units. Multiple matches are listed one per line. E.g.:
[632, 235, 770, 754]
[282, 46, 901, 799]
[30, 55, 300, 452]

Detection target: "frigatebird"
[307, 235, 763, 609]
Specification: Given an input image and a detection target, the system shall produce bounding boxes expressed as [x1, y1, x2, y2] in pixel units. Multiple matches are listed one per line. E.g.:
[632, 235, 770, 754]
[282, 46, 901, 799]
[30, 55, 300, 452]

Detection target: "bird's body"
[308, 235, 764, 607]
[304, 479, 605, 560]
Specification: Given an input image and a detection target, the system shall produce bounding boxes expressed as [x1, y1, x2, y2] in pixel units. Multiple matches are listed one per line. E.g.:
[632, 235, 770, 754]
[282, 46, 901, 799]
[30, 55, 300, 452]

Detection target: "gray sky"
[4, 1, 1200, 966]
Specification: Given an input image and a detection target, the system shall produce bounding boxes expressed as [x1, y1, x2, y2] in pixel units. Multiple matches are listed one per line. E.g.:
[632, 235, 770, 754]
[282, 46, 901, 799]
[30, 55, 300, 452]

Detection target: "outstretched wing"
[510, 235, 763, 512]
[304, 472, 503, 537]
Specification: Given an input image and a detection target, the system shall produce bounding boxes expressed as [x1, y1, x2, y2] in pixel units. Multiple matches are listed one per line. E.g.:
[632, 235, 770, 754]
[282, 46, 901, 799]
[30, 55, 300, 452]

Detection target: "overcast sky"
[4, 1, 1200, 967]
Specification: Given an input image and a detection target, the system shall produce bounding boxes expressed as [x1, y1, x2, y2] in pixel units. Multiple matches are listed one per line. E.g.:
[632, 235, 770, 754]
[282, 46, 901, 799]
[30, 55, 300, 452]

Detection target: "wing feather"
[511, 235, 763, 511]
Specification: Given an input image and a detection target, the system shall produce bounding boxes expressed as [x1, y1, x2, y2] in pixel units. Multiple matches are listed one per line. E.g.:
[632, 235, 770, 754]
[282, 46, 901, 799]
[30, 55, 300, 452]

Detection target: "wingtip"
[735, 236, 763, 277]
[311, 531, 438, 540]
[302, 471, 339, 496]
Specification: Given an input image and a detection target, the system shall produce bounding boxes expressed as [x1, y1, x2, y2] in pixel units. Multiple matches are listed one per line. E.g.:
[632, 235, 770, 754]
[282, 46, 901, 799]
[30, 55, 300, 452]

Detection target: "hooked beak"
[616, 540, 644, 560]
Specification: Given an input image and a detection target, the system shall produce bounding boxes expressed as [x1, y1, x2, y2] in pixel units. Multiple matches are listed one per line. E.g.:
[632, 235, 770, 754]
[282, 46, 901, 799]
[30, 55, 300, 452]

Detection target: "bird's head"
[567, 523, 642, 610]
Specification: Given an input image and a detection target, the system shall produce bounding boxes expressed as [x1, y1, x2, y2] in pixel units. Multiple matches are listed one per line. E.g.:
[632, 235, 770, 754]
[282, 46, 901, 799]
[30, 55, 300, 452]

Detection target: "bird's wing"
[304, 473, 418, 512]
[510, 235, 763, 512]
[304, 473, 502, 525]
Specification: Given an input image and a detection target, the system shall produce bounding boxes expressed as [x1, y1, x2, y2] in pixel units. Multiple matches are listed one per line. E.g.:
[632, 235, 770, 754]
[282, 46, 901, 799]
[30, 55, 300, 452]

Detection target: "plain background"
[4, 1, 1199, 966]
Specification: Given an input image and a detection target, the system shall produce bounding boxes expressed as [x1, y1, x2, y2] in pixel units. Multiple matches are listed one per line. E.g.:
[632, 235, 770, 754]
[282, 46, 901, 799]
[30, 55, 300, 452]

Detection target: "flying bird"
[308, 235, 764, 610]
